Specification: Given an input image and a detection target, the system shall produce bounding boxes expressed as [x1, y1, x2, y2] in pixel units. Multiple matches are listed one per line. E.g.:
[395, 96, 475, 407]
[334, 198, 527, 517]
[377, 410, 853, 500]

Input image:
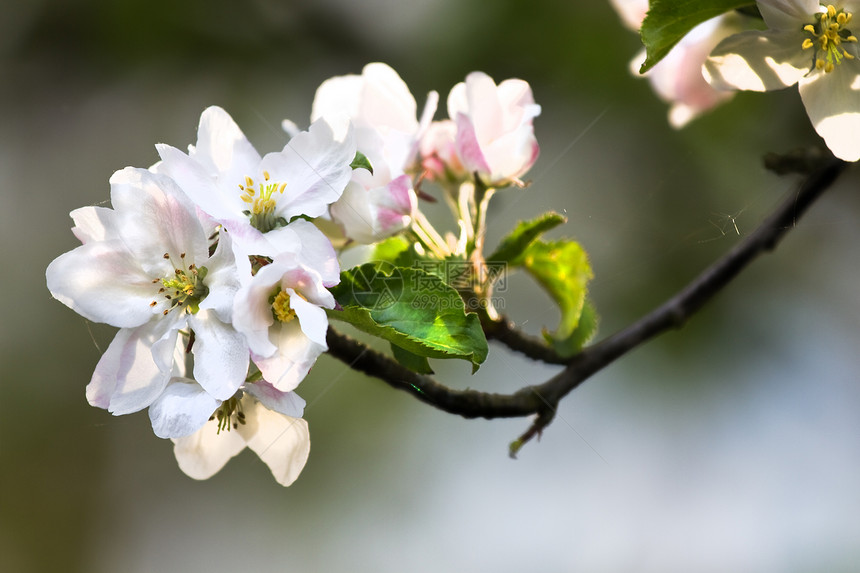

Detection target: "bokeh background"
[3, 1, 860, 571]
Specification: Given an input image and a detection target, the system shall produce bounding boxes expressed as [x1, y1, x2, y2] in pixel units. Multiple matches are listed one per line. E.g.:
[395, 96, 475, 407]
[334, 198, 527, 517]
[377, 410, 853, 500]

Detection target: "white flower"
[445, 72, 541, 187]
[704, 1, 860, 161]
[232, 237, 336, 392]
[172, 381, 310, 486]
[156, 105, 356, 254]
[611, 0, 743, 128]
[309, 63, 436, 243]
[46, 167, 249, 415]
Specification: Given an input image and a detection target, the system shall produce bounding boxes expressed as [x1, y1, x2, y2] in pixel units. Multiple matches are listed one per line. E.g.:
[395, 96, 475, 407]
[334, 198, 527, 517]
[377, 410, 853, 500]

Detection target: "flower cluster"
[46, 63, 540, 485]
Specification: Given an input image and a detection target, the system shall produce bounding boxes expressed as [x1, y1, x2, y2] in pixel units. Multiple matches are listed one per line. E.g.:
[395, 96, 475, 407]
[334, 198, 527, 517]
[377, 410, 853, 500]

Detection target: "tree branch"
[325, 157, 849, 450]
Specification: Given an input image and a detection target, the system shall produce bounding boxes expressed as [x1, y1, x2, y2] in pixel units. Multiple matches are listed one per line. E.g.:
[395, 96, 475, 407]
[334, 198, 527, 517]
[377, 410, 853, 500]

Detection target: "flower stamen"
[801, 4, 858, 73]
[271, 290, 298, 323]
[238, 170, 289, 232]
[209, 395, 246, 434]
[149, 252, 209, 315]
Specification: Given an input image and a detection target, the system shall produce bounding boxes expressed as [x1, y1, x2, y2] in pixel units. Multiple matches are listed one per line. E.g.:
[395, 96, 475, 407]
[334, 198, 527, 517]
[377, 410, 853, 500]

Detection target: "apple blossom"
[172, 382, 310, 486]
[610, 0, 743, 128]
[444, 71, 541, 187]
[46, 167, 250, 416]
[232, 245, 335, 392]
[703, 1, 860, 161]
[156, 105, 356, 255]
[309, 63, 436, 243]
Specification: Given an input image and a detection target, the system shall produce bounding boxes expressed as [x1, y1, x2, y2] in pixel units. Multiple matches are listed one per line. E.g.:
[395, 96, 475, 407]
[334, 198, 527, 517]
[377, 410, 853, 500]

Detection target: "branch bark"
[325, 157, 849, 450]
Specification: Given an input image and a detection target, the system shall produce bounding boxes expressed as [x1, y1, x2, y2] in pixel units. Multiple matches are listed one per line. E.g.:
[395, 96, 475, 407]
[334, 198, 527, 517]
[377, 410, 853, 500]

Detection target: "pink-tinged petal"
[609, 0, 648, 30]
[798, 67, 860, 161]
[88, 323, 176, 415]
[233, 262, 283, 357]
[244, 381, 306, 418]
[109, 167, 209, 274]
[454, 112, 492, 175]
[46, 240, 156, 328]
[172, 418, 247, 480]
[149, 379, 221, 439]
[240, 401, 310, 487]
[253, 319, 324, 392]
[704, 30, 812, 91]
[290, 290, 329, 347]
[757, 0, 820, 30]
[266, 118, 355, 221]
[70, 206, 116, 244]
[188, 311, 249, 400]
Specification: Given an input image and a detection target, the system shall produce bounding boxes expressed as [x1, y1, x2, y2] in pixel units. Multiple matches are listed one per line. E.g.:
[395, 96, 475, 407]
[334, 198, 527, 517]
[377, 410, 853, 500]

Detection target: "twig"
[325, 157, 849, 450]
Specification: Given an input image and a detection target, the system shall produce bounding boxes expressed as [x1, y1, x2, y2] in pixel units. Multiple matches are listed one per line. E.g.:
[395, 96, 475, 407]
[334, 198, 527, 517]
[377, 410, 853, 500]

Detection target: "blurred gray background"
[3, 1, 860, 571]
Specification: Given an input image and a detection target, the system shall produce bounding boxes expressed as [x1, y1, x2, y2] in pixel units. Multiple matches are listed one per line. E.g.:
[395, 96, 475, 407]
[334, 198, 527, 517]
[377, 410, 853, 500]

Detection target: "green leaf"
[371, 235, 415, 267]
[328, 263, 489, 371]
[639, 0, 754, 73]
[545, 300, 599, 357]
[390, 343, 434, 374]
[350, 151, 374, 174]
[487, 212, 567, 265]
[514, 239, 593, 355]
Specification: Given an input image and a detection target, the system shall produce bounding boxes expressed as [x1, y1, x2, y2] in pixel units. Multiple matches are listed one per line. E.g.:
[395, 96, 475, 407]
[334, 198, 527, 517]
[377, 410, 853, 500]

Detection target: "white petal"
[244, 381, 307, 417]
[291, 288, 330, 347]
[757, 0, 819, 31]
[70, 206, 116, 244]
[240, 401, 311, 487]
[188, 311, 249, 400]
[267, 118, 356, 220]
[196, 230, 240, 323]
[798, 65, 860, 161]
[232, 261, 284, 357]
[46, 240, 155, 328]
[172, 418, 247, 480]
[704, 30, 812, 91]
[88, 324, 176, 415]
[253, 319, 325, 392]
[149, 379, 221, 438]
[191, 106, 262, 178]
[109, 167, 209, 274]
[155, 143, 244, 223]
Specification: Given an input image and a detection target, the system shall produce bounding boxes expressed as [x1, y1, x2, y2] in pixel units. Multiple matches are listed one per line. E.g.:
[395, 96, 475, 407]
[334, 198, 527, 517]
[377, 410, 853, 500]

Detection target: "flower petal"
[757, 0, 819, 31]
[267, 118, 356, 221]
[188, 311, 250, 400]
[252, 319, 325, 392]
[172, 418, 247, 480]
[240, 400, 311, 487]
[244, 381, 307, 418]
[798, 66, 860, 161]
[704, 30, 811, 91]
[149, 379, 221, 439]
[88, 323, 176, 415]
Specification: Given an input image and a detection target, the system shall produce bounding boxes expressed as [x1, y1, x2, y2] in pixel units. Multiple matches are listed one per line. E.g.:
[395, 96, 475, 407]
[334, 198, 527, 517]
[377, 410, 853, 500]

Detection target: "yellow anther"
[240, 195, 253, 203]
[828, 5, 837, 18]
[848, 35, 858, 42]
[278, 183, 286, 194]
[245, 176, 254, 188]
[825, 61, 835, 72]
[803, 38, 814, 49]
[263, 170, 271, 181]
[805, 24, 816, 33]
[272, 290, 297, 323]
[845, 50, 856, 59]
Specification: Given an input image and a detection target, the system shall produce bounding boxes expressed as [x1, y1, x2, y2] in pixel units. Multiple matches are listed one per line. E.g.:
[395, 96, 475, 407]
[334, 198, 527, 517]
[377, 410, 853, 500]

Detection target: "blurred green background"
[3, 0, 860, 571]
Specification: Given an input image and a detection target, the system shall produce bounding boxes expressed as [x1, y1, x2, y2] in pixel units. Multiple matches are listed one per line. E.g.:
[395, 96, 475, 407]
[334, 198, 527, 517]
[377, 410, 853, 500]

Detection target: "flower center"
[271, 289, 298, 323]
[801, 4, 858, 73]
[149, 252, 209, 315]
[209, 395, 246, 434]
[238, 170, 289, 233]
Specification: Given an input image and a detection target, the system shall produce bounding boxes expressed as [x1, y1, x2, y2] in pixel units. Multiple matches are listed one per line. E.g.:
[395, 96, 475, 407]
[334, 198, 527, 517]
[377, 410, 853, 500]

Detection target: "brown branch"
[325, 157, 849, 450]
